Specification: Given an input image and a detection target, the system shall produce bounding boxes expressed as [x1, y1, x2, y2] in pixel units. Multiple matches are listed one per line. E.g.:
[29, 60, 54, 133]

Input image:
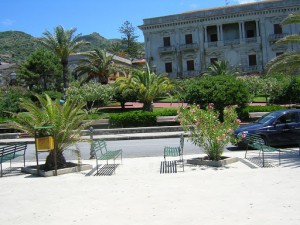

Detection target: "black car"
[234, 109, 300, 146]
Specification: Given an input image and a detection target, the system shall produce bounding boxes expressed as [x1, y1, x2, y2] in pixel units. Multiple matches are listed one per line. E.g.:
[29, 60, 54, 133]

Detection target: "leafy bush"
[153, 108, 178, 116]
[109, 111, 157, 127]
[271, 76, 300, 104]
[0, 86, 31, 117]
[185, 75, 249, 109]
[67, 82, 113, 113]
[184, 75, 249, 120]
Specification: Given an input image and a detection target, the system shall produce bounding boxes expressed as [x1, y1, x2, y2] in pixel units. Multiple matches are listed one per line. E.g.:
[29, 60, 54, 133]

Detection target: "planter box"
[187, 156, 238, 167]
[21, 163, 92, 177]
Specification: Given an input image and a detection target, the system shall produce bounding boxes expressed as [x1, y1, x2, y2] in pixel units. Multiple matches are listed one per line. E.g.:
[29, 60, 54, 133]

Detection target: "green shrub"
[184, 75, 249, 110]
[109, 111, 157, 127]
[0, 86, 31, 117]
[153, 108, 178, 116]
[271, 76, 300, 104]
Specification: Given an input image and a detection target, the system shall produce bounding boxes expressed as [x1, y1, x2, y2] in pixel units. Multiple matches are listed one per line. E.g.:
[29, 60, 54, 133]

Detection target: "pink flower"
[216, 137, 222, 143]
[227, 129, 233, 133]
[222, 134, 226, 139]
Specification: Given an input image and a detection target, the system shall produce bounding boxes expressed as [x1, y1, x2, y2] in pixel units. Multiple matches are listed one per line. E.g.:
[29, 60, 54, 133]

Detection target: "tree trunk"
[62, 60, 69, 97]
[143, 101, 153, 111]
[44, 150, 67, 171]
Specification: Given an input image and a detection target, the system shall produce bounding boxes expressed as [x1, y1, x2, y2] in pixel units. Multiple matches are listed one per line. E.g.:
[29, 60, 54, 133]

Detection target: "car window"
[257, 115, 277, 124]
[277, 112, 298, 124]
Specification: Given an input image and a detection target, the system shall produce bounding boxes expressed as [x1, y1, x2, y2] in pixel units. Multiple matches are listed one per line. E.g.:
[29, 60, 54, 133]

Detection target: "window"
[274, 24, 282, 34]
[210, 58, 218, 64]
[246, 30, 255, 38]
[276, 52, 284, 57]
[187, 60, 195, 71]
[185, 34, 193, 44]
[248, 54, 257, 66]
[163, 37, 171, 47]
[210, 34, 218, 42]
[165, 62, 172, 73]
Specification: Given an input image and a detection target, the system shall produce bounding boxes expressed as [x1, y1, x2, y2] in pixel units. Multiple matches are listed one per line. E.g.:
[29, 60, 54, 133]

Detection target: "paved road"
[17, 138, 218, 162]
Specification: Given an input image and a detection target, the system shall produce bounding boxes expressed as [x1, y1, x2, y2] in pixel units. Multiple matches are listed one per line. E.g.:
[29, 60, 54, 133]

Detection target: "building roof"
[140, 0, 297, 28]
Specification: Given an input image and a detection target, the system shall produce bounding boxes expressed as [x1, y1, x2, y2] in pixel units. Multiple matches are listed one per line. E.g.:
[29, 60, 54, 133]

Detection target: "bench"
[91, 139, 122, 174]
[0, 143, 27, 177]
[163, 134, 184, 171]
[243, 133, 281, 167]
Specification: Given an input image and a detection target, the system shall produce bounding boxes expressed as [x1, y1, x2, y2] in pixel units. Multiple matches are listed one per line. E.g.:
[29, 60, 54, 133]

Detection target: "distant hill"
[0, 31, 40, 63]
[0, 31, 143, 63]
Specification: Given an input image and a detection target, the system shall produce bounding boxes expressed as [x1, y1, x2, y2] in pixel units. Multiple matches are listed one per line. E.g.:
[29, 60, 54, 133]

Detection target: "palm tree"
[75, 49, 114, 84]
[7, 94, 90, 170]
[205, 60, 232, 76]
[130, 63, 174, 111]
[37, 26, 90, 92]
[267, 13, 300, 74]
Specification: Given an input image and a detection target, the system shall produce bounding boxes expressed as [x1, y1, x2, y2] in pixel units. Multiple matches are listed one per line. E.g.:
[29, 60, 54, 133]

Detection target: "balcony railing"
[183, 70, 200, 77]
[158, 46, 176, 54]
[224, 39, 240, 46]
[244, 65, 263, 73]
[179, 43, 199, 51]
[268, 33, 288, 42]
[245, 37, 258, 43]
[207, 42, 218, 47]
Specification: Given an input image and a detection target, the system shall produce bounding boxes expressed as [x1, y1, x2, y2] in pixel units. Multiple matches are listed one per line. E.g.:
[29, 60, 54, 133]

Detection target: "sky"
[0, 0, 265, 42]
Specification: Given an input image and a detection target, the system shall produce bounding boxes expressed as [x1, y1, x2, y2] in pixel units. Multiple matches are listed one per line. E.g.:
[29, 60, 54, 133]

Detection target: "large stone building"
[139, 0, 300, 78]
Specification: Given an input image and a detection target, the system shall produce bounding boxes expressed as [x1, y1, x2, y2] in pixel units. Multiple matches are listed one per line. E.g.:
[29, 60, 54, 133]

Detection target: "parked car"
[233, 109, 300, 147]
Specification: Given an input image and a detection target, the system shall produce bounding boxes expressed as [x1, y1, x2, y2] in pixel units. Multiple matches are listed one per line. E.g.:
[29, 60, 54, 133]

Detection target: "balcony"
[179, 43, 199, 51]
[158, 46, 176, 54]
[224, 39, 240, 46]
[244, 65, 263, 73]
[268, 33, 288, 42]
[207, 42, 218, 47]
[245, 37, 258, 43]
[183, 70, 200, 77]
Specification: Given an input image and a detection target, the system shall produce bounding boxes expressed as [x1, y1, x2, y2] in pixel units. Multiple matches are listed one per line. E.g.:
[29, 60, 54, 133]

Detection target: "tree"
[37, 26, 90, 94]
[119, 21, 141, 59]
[267, 13, 300, 74]
[204, 60, 238, 76]
[67, 81, 113, 114]
[74, 49, 114, 84]
[128, 63, 174, 111]
[18, 48, 63, 92]
[184, 75, 249, 118]
[7, 94, 90, 170]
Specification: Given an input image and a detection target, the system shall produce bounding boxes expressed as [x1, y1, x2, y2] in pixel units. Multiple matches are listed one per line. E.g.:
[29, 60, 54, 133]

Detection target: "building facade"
[139, 0, 300, 78]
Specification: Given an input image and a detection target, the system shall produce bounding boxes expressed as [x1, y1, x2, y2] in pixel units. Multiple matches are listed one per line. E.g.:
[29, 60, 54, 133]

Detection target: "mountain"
[0, 31, 143, 63]
[0, 31, 40, 63]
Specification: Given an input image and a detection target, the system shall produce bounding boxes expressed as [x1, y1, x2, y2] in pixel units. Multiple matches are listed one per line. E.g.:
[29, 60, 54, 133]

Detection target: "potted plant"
[178, 103, 240, 166]
[7, 94, 92, 174]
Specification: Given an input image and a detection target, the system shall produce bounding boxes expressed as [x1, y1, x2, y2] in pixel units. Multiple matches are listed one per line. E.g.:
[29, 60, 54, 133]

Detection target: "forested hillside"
[0, 31, 144, 63]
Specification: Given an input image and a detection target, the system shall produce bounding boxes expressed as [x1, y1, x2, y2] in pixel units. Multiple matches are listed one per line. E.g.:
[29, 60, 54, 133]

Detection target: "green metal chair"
[163, 134, 184, 171]
[91, 139, 122, 174]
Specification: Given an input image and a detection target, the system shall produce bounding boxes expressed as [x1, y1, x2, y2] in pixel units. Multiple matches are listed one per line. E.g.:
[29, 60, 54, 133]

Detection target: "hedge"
[109, 108, 179, 128]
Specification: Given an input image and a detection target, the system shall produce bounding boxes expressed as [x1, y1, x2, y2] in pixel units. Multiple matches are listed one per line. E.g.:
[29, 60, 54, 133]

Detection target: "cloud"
[0, 19, 14, 26]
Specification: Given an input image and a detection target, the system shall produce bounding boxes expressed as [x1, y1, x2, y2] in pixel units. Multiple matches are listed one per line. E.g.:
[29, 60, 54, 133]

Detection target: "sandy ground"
[1, 150, 300, 225]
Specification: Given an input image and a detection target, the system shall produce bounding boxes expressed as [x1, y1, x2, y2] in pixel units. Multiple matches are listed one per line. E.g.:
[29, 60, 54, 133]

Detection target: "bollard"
[89, 126, 95, 159]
